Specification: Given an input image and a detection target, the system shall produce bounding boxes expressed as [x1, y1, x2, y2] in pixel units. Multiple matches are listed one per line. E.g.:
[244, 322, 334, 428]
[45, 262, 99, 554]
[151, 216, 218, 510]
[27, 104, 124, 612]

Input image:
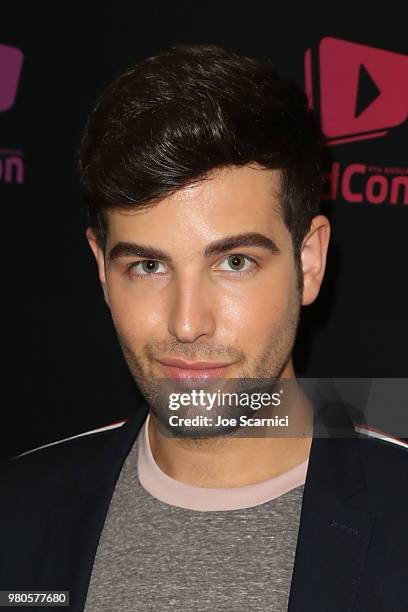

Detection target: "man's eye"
[128, 260, 166, 276]
[217, 254, 257, 273]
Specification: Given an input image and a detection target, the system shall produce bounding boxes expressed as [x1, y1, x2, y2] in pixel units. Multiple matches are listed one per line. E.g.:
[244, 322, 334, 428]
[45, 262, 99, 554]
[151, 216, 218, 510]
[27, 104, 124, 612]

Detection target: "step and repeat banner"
[1, 3, 407, 457]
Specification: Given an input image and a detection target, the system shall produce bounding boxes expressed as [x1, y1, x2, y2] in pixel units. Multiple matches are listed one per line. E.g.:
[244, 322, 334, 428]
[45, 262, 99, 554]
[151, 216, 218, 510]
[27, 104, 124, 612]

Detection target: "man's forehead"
[106, 165, 283, 230]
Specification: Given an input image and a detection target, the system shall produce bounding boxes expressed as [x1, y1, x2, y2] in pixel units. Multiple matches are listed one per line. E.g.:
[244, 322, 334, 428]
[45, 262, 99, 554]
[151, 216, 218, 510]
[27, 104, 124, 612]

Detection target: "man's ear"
[86, 227, 110, 307]
[300, 215, 331, 306]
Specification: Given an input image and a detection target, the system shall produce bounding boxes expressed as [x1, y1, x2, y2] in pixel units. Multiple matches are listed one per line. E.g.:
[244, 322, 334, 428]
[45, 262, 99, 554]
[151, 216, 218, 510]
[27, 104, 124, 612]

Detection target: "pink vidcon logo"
[305, 37, 408, 145]
[0, 44, 24, 184]
[0, 43, 23, 112]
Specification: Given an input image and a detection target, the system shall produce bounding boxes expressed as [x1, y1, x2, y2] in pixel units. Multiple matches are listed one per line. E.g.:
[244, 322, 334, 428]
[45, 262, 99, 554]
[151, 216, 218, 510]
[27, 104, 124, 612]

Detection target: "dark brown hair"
[78, 44, 324, 270]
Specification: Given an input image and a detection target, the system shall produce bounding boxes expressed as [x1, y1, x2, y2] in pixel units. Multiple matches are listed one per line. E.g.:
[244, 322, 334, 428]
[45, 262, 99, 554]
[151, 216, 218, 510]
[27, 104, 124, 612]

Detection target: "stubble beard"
[115, 288, 302, 440]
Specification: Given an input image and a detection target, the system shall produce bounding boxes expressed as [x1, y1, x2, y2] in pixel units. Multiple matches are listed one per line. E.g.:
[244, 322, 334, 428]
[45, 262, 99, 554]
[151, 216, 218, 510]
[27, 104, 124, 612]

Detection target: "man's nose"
[167, 274, 216, 343]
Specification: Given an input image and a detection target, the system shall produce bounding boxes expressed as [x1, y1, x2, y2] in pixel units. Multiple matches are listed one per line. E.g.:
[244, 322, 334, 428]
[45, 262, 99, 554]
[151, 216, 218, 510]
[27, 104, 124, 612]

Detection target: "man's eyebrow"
[204, 232, 281, 257]
[108, 243, 171, 262]
[108, 232, 281, 262]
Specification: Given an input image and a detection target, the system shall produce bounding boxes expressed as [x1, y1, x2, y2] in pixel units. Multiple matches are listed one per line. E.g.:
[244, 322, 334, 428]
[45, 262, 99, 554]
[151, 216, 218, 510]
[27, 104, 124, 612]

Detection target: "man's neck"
[147, 381, 314, 488]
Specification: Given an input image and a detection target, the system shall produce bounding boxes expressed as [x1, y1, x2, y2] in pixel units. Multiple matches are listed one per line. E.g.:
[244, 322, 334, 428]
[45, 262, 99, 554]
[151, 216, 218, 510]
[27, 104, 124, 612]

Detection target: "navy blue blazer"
[1, 383, 407, 611]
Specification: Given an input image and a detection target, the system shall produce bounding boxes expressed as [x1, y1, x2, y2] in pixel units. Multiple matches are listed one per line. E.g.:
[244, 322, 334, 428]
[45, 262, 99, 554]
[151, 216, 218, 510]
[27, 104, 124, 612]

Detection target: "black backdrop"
[1, 3, 407, 460]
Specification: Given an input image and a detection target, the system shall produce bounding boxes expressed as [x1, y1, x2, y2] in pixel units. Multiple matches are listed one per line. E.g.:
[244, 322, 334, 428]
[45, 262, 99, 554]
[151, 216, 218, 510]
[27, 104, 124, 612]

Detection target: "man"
[1, 45, 407, 612]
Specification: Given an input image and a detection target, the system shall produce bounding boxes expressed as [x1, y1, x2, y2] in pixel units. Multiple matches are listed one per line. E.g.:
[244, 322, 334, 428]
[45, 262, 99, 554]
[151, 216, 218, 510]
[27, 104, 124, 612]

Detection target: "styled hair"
[78, 44, 324, 269]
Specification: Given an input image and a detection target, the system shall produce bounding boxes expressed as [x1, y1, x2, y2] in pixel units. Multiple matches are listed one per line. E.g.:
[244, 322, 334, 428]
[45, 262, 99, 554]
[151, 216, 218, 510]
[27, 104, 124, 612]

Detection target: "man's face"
[87, 164, 328, 437]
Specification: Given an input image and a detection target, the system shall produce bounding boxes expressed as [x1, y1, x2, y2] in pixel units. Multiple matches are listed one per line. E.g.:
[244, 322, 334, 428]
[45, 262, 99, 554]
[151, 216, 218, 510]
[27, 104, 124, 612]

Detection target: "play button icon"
[304, 37, 408, 144]
[355, 64, 381, 118]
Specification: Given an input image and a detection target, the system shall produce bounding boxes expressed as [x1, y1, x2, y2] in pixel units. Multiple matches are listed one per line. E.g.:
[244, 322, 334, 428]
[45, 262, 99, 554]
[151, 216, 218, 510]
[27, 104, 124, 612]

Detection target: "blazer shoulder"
[0, 419, 128, 495]
[354, 425, 408, 460]
[354, 424, 408, 452]
[352, 425, 408, 503]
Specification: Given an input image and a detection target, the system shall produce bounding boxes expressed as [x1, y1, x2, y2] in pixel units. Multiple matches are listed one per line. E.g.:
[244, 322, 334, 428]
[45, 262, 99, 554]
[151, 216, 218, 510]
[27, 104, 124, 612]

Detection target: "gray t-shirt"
[84, 424, 305, 612]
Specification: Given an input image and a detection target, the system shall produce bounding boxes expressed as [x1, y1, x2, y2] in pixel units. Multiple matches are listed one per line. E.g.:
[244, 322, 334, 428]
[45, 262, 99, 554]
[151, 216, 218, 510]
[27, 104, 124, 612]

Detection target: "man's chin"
[151, 410, 243, 440]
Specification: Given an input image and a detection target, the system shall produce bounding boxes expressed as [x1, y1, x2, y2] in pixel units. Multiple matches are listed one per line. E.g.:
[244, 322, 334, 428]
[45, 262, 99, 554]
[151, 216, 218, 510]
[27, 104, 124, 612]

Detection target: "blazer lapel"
[37, 405, 148, 612]
[288, 381, 376, 611]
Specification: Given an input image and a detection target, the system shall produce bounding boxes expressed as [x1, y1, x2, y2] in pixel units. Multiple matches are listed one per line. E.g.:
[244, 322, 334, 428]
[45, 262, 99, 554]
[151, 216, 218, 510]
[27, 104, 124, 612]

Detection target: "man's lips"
[156, 357, 236, 378]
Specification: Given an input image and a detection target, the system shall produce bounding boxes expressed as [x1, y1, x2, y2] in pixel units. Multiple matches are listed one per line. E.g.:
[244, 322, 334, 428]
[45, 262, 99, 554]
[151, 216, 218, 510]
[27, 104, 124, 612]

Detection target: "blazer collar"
[76, 403, 149, 495]
[288, 379, 375, 611]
